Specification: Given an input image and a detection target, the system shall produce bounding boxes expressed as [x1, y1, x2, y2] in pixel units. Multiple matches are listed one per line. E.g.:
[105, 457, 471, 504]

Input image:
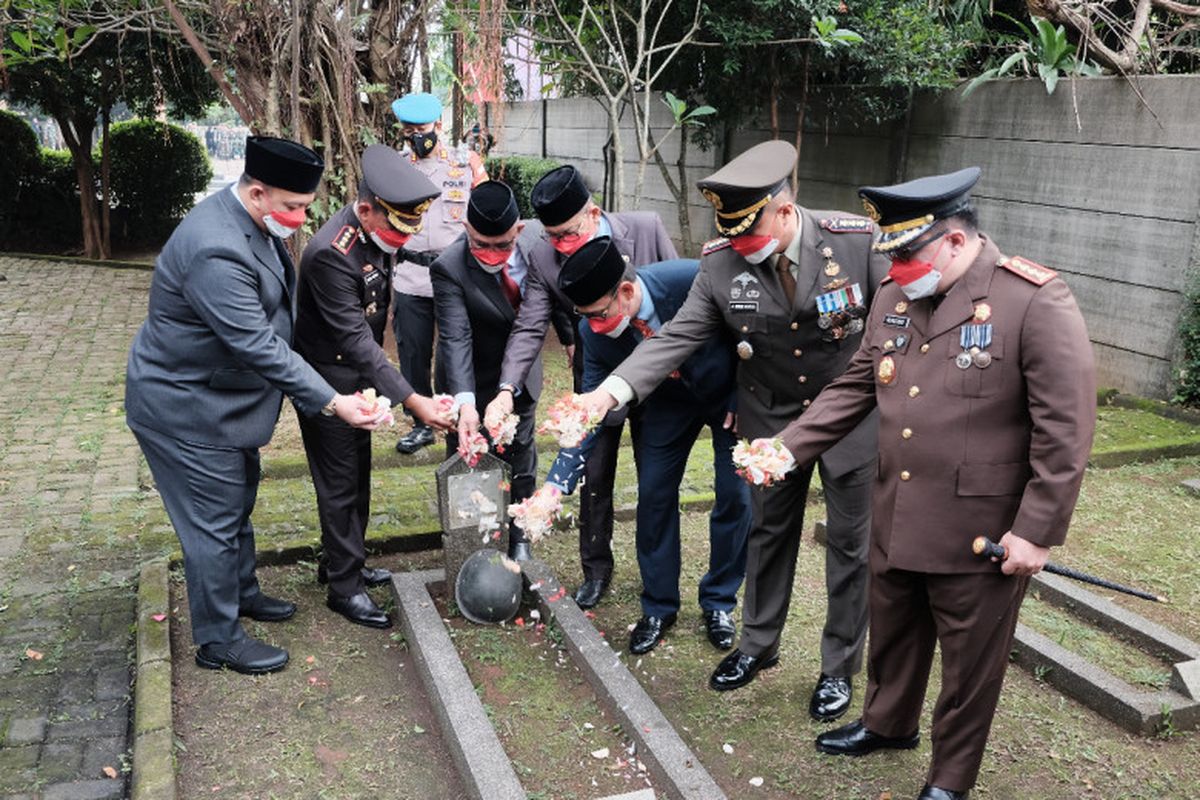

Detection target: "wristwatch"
[498, 383, 516, 396]
[321, 396, 338, 417]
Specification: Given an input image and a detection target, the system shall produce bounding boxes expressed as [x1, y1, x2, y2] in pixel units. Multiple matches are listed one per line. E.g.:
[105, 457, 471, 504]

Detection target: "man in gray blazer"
[578, 141, 890, 722]
[484, 165, 677, 608]
[126, 136, 387, 675]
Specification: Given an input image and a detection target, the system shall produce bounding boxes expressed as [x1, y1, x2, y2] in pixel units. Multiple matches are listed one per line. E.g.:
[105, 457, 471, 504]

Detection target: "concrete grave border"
[391, 561, 728, 800]
[130, 559, 177, 800]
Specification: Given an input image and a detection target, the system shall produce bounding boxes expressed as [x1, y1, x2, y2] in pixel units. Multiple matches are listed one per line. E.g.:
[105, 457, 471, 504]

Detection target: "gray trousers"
[739, 457, 873, 678]
[131, 422, 263, 647]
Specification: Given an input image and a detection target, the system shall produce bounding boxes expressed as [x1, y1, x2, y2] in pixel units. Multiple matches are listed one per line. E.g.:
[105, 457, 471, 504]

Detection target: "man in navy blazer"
[126, 136, 387, 675]
[544, 238, 751, 655]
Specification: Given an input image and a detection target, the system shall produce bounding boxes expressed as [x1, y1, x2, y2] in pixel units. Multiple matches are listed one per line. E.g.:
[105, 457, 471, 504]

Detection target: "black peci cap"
[361, 144, 439, 234]
[244, 135, 324, 194]
[858, 167, 982, 253]
[557, 236, 626, 307]
[466, 180, 519, 236]
[531, 165, 591, 226]
[696, 140, 796, 238]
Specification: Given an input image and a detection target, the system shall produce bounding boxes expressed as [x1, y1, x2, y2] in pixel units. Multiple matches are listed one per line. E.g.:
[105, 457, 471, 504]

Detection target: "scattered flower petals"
[25, 649, 43, 661]
[723, 742, 734, 754]
[102, 766, 118, 779]
[305, 656, 315, 664]
[732, 437, 797, 487]
[483, 408, 519, 452]
[529, 609, 540, 620]
[538, 393, 605, 448]
[591, 747, 610, 759]
[459, 430, 489, 467]
[515, 617, 525, 628]
[500, 556, 522, 574]
[583, 722, 595, 730]
[749, 777, 764, 787]
[507, 485, 564, 543]
[529, 581, 543, 591]
[150, 613, 167, 623]
[413, 724, 425, 734]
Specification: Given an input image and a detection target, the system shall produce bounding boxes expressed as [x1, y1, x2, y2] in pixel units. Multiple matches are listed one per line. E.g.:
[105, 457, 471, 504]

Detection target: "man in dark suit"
[126, 136, 387, 675]
[295, 145, 454, 629]
[577, 141, 891, 722]
[484, 165, 677, 609]
[778, 168, 1095, 800]
[544, 238, 750, 654]
[430, 180, 542, 561]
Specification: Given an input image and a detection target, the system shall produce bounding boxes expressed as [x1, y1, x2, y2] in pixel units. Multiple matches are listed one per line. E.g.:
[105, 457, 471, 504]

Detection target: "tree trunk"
[792, 46, 810, 195]
[100, 108, 111, 256]
[58, 113, 104, 259]
[608, 103, 625, 212]
[768, 49, 781, 140]
[676, 131, 693, 254]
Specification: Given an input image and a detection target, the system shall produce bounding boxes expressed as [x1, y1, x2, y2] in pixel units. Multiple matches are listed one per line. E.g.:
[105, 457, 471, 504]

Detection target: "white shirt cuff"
[599, 376, 634, 410]
[455, 391, 476, 408]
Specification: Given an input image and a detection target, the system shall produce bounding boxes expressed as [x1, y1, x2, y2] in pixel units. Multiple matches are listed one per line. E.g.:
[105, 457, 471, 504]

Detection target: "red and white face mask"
[729, 233, 779, 265]
[887, 238, 947, 301]
[551, 232, 590, 256]
[587, 313, 631, 338]
[470, 246, 512, 272]
[263, 207, 305, 239]
[370, 226, 411, 254]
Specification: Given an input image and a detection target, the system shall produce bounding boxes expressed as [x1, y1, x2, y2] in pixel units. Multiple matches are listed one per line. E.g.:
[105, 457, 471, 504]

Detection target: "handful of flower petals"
[459, 430, 490, 468]
[538, 393, 605, 448]
[732, 437, 797, 487]
[483, 408, 519, 453]
[507, 485, 563, 544]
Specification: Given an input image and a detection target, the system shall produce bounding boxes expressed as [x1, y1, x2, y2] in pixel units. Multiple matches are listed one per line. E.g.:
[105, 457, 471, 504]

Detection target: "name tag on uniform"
[364, 270, 383, 286]
[883, 314, 911, 328]
[729, 301, 759, 313]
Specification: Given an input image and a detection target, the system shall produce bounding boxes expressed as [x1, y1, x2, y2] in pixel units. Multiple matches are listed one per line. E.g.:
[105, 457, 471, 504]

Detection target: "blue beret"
[391, 93, 443, 125]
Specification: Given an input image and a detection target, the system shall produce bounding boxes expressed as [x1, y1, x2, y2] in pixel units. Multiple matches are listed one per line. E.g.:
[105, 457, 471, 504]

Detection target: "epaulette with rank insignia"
[702, 237, 731, 256]
[999, 255, 1057, 286]
[332, 225, 358, 255]
[820, 217, 873, 234]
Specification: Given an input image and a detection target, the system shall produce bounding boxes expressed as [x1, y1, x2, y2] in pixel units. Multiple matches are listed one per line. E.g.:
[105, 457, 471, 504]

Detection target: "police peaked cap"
[244, 136, 324, 193]
[391, 92, 443, 125]
[558, 236, 626, 307]
[859, 167, 982, 253]
[361, 144, 439, 235]
[467, 180, 519, 236]
[531, 165, 591, 226]
[696, 140, 796, 238]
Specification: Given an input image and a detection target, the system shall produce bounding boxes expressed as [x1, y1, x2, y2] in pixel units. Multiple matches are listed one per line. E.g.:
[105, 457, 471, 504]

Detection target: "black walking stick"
[971, 536, 1168, 603]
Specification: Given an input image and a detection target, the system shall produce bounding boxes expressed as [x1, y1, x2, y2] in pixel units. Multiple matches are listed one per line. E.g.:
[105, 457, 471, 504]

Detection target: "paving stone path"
[0, 257, 152, 800]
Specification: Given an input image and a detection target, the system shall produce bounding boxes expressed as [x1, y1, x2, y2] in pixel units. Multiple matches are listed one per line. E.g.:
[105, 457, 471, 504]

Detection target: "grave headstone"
[435, 452, 511, 589]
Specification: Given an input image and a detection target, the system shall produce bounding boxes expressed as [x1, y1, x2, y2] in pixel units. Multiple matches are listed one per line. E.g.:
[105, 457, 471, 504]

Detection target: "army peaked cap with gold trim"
[696, 140, 797, 238]
[361, 144, 439, 235]
[858, 167, 981, 253]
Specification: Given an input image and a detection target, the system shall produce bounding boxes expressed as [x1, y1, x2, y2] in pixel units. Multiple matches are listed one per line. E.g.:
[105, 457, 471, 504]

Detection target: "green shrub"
[1174, 269, 1200, 407]
[0, 110, 43, 243]
[484, 155, 561, 219]
[102, 119, 211, 241]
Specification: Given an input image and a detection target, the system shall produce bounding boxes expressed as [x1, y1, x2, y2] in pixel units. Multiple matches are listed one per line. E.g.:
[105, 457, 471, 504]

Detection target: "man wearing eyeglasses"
[430, 180, 543, 561]
[484, 165, 677, 609]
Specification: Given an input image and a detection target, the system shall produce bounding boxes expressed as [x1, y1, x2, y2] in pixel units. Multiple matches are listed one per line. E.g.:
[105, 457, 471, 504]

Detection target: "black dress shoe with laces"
[573, 577, 609, 609]
[702, 609, 736, 650]
[195, 637, 289, 674]
[809, 673, 853, 722]
[917, 785, 968, 800]
[629, 614, 676, 655]
[327, 591, 392, 629]
[709, 648, 780, 691]
[317, 564, 392, 587]
[508, 540, 532, 562]
[395, 424, 435, 454]
[815, 719, 920, 756]
[239, 593, 296, 622]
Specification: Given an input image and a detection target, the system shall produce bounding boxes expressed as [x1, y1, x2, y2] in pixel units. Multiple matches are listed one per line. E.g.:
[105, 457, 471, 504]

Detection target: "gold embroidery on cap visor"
[377, 196, 432, 235]
[700, 187, 724, 210]
[861, 197, 881, 222]
[713, 193, 773, 237]
[871, 223, 934, 254]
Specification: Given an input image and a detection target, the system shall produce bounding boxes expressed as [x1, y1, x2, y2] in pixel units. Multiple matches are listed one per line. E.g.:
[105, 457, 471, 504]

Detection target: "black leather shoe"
[917, 786, 968, 800]
[317, 564, 392, 587]
[327, 591, 392, 629]
[703, 609, 736, 650]
[395, 424, 435, 454]
[709, 648, 780, 691]
[809, 673, 853, 722]
[629, 614, 676, 655]
[573, 577, 609, 609]
[239, 594, 296, 622]
[508, 540, 532, 562]
[815, 719, 919, 757]
[195, 637, 288, 675]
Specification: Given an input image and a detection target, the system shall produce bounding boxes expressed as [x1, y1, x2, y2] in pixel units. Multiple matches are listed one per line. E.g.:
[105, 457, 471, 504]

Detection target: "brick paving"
[0, 256, 151, 800]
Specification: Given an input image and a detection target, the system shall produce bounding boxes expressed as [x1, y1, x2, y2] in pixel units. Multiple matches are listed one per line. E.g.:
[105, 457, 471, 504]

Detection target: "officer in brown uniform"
[390, 92, 488, 454]
[578, 141, 890, 721]
[295, 144, 454, 628]
[776, 167, 1096, 800]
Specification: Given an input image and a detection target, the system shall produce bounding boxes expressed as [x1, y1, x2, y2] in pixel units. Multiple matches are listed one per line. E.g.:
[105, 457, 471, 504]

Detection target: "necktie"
[499, 265, 521, 311]
[631, 318, 655, 339]
[776, 253, 797, 304]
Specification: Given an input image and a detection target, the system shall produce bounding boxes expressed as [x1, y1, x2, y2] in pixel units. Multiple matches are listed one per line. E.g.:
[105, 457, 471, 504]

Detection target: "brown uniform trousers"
[781, 234, 1096, 791]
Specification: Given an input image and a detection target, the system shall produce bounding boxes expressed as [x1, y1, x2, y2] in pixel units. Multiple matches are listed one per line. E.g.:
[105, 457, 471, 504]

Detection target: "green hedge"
[0, 111, 47, 244]
[484, 155, 561, 219]
[100, 119, 211, 243]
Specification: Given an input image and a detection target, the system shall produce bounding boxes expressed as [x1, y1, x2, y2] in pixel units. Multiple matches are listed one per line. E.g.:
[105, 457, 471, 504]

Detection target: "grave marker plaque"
[435, 452, 511, 588]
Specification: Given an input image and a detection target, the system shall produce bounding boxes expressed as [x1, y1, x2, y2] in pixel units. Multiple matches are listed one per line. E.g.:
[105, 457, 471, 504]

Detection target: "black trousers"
[298, 409, 373, 597]
[392, 291, 435, 406]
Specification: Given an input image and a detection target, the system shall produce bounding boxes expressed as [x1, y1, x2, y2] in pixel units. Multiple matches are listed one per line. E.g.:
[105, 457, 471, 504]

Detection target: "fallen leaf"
[67, 564, 76, 572]
[25, 649, 43, 661]
[413, 724, 425, 733]
[749, 776, 764, 787]
[151, 613, 166, 623]
[102, 766, 118, 779]
[591, 747, 610, 759]
[723, 743, 734, 754]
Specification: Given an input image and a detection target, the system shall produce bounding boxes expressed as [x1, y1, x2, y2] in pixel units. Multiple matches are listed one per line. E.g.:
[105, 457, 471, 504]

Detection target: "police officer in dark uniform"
[295, 144, 455, 628]
[579, 140, 890, 720]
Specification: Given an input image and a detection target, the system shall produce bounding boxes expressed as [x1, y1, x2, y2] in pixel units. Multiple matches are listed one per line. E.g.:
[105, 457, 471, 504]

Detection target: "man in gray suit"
[484, 165, 677, 608]
[126, 136, 388, 675]
[578, 141, 890, 722]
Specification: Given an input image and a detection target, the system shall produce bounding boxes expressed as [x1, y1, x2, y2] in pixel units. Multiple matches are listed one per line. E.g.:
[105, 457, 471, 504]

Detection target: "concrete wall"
[489, 77, 1200, 398]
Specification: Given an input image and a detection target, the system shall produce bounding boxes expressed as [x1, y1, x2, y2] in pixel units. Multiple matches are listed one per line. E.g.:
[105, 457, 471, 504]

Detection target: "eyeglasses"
[541, 218, 589, 243]
[889, 230, 946, 262]
[575, 290, 620, 320]
[467, 237, 518, 253]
